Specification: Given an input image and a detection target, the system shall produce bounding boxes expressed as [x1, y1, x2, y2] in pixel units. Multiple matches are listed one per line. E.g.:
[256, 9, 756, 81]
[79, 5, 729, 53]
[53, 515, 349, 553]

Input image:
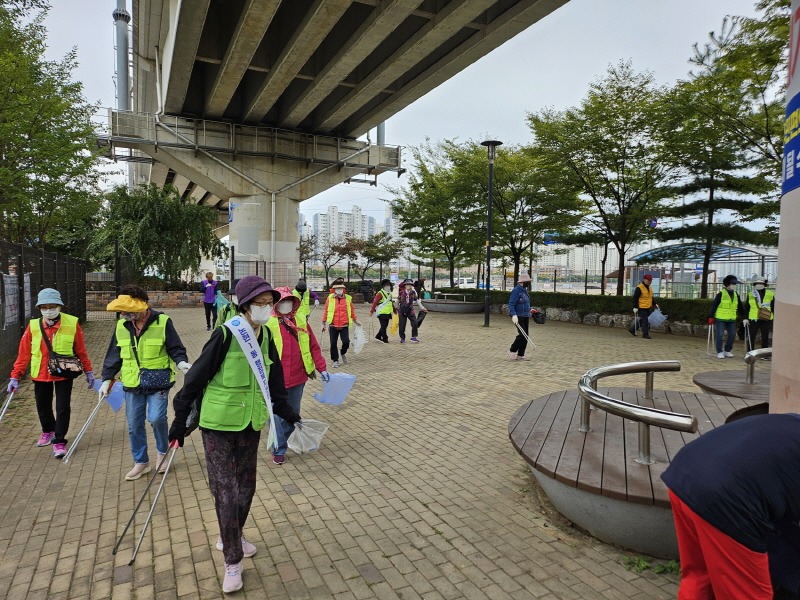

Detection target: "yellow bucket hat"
[106, 295, 148, 312]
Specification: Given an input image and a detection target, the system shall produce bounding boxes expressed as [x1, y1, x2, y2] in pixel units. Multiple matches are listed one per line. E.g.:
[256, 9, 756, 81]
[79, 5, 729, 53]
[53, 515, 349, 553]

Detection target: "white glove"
[319, 371, 331, 382]
[177, 361, 192, 375]
[633, 308, 638, 314]
[511, 315, 519, 325]
[98, 380, 111, 400]
[314, 299, 320, 307]
[743, 319, 750, 327]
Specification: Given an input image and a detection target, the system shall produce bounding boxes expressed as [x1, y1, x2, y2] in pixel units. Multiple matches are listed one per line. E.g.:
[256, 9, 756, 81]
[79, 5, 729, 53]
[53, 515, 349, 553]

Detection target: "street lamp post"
[481, 140, 502, 327]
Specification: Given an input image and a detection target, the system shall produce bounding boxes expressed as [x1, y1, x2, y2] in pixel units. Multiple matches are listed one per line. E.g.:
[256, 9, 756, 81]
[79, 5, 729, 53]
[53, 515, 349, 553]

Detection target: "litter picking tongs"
[63, 394, 105, 464]
[113, 440, 180, 565]
[514, 321, 537, 351]
[0, 389, 15, 425]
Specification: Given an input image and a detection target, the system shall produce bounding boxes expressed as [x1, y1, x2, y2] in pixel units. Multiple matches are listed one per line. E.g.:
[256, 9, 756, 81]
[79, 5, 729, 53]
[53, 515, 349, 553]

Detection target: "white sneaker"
[125, 463, 151, 481]
[716, 352, 725, 359]
[508, 351, 517, 361]
[222, 562, 243, 593]
[333, 360, 339, 368]
[341, 354, 348, 365]
[723, 351, 734, 358]
[216, 536, 257, 558]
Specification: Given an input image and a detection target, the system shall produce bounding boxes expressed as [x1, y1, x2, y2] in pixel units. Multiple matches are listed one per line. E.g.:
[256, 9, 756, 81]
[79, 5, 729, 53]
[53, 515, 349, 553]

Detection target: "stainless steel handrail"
[744, 347, 772, 384]
[578, 360, 698, 465]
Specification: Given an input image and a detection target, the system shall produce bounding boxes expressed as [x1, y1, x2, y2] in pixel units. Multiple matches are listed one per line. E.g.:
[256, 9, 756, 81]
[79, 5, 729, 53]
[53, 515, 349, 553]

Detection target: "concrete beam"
[171, 173, 191, 197]
[149, 161, 170, 187]
[341, 0, 570, 137]
[315, 0, 496, 132]
[243, 0, 353, 123]
[162, 0, 211, 114]
[281, 0, 420, 128]
[204, 0, 281, 119]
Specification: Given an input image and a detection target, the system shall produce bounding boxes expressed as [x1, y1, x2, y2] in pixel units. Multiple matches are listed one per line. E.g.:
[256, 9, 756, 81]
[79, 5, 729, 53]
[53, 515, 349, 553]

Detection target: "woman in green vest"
[8, 288, 94, 459]
[742, 277, 775, 352]
[268, 287, 329, 465]
[168, 275, 301, 594]
[369, 278, 395, 343]
[707, 275, 747, 359]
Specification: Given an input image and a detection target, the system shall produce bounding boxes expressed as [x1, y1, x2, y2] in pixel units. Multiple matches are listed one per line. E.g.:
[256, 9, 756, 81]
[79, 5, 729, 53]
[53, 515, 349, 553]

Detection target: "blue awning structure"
[631, 243, 778, 265]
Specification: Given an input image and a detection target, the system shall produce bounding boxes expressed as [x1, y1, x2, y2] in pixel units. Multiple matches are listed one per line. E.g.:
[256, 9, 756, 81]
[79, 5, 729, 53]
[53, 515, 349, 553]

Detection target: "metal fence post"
[644, 371, 654, 400]
[635, 422, 654, 465]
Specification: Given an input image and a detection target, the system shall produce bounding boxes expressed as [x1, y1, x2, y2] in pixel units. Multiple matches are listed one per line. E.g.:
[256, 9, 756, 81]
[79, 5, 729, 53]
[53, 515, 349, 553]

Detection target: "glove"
[314, 299, 319, 307]
[743, 319, 750, 327]
[321, 324, 327, 333]
[168, 419, 186, 448]
[98, 380, 111, 400]
[319, 371, 331, 383]
[7, 378, 19, 394]
[707, 317, 715, 325]
[354, 320, 361, 327]
[85, 371, 96, 389]
[177, 361, 192, 375]
[511, 315, 519, 325]
[633, 308, 639, 314]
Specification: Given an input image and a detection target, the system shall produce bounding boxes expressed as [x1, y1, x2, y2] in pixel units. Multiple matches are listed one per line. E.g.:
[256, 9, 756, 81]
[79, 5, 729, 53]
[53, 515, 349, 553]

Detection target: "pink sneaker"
[52, 442, 67, 458]
[37, 432, 55, 447]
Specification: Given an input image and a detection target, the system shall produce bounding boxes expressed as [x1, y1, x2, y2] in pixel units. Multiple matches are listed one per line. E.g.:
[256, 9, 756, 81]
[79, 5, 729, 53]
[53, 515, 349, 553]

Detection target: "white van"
[454, 277, 477, 288]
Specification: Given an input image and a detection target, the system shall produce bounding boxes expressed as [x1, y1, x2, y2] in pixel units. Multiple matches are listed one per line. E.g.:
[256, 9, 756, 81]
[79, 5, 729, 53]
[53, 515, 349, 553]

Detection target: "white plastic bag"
[287, 419, 329, 454]
[351, 324, 366, 354]
[648, 308, 668, 328]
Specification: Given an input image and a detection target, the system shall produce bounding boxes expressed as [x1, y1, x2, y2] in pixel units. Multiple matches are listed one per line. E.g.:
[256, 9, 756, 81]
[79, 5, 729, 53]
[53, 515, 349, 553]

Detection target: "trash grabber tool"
[113, 446, 173, 556]
[515, 321, 537, 351]
[128, 441, 179, 565]
[63, 394, 104, 464]
[744, 322, 752, 353]
[706, 322, 714, 355]
[0, 390, 15, 426]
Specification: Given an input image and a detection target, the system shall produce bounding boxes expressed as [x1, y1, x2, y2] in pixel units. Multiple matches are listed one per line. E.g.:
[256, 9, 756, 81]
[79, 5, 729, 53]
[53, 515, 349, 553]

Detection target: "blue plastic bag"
[648, 308, 668, 328]
[313, 373, 355, 405]
[92, 379, 125, 412]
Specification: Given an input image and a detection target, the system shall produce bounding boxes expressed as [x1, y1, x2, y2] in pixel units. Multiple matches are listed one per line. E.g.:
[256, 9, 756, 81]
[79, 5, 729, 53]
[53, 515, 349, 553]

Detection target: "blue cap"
[36, 288, 63, 307]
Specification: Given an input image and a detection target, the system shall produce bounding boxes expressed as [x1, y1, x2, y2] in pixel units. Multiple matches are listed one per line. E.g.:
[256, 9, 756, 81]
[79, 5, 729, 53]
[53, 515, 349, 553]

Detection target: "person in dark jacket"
[707, 274, 747, 359]
[100, 285, 190, 481]
[628, 274, 656, 339]
[661, 413, 800, 600]
[168, 275, 300, 594]
[741, 276, 775, 352]
[508, 273, 532, 360]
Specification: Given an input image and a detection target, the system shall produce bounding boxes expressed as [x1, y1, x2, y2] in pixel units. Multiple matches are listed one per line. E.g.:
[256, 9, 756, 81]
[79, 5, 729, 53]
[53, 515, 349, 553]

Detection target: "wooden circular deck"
[692, 368, 771, 403]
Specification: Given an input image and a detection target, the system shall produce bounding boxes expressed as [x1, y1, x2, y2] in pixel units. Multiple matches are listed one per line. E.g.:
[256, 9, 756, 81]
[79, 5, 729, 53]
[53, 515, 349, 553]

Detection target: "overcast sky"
[43, 0, 761, 223]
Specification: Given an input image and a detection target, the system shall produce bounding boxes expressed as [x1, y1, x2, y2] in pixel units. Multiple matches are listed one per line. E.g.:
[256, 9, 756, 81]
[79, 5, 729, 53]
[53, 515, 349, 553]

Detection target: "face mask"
[277, 301, 293, 315]
[248, 305, 272, 325]
[754, 284, 765, 291]
[726, 284, 736, 290]
[121, 312, 136, 322]
[383, 286, 391, 292]
[41, 308, 60, 320]
[405, 286, 413, 292]
[334, 289, 343, 296]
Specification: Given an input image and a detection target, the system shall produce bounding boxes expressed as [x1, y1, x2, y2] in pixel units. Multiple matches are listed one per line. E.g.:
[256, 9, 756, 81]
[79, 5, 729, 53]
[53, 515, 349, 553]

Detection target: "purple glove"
[85, 371, 96, 389]
[7, 379, 19, 394]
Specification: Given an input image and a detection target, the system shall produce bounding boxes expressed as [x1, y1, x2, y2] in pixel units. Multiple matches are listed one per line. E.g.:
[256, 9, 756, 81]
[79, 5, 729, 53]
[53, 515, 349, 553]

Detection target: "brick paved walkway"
[0, 307, 753, 599]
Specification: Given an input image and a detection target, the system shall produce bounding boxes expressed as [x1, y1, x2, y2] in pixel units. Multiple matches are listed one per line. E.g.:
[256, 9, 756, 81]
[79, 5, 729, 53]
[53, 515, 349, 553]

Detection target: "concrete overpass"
[101, 0, 570, 283]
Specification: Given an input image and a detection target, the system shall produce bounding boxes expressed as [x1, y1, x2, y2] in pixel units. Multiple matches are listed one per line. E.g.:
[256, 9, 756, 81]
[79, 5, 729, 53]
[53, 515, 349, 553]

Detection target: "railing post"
[746, 362, 755, 384]
[635, 422, 654, 465]
[579, 398, 591, 432]
[644, 371, 654, 400]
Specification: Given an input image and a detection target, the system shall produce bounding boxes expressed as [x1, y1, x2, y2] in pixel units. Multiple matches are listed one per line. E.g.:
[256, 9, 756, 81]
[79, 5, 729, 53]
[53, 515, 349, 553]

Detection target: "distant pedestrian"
[292, 279, 319, 319]
[742, 277, 774, 352]
[708, 275, 746, 359]
[397, 278, 427, 343]
[629, 274, 656, 339]
[7, 288, 94, 459]
[267, 287, 329, 465]
[369, 279, 395, 343]
[201, 272, 219, 331]
[100, 285, 191, 481]
[508, 273, 532, 361]
[322, 278, 360, 367]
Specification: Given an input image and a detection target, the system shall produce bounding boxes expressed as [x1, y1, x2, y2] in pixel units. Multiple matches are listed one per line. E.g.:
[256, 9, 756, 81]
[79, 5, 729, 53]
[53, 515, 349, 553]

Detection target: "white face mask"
[277, 301, 293, 315]
[334, 288, 344, 296]
[121, 312, 137, 322]
[754, 284, 765, 291]
[383, 286, 391, 292]
[41, 308, 60, 320]
[248, 305, 272, 325]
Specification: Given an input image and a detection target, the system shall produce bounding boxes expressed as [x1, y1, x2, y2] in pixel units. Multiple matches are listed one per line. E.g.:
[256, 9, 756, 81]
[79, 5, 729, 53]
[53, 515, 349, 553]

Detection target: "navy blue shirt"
[661, 413, 800, 552]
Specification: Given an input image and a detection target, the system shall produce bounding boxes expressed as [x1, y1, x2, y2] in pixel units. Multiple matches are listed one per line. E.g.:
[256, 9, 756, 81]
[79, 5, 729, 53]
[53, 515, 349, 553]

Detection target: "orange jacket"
[323, 294, 357, 327]
[11, 318, 93, 381]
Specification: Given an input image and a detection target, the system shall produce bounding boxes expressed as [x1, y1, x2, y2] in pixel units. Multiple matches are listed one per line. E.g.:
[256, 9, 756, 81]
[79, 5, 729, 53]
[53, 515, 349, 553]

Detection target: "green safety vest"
[749, 289, 774, 321]
[267, 313, 315, 374]
[715, 290, 739, 321]
[200, 325, 272, 431]
[292, 289, 311, 317]
[215, 301, 238, 328]
[324, 294, 353, 325]
[375, 289, 394, 315]
[30, 314, 78, 376]
[115, 315, 174, 388]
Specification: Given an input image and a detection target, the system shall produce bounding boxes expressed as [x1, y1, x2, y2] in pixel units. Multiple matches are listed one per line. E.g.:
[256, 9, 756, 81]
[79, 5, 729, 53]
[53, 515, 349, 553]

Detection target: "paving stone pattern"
[0, 308, 751, 599]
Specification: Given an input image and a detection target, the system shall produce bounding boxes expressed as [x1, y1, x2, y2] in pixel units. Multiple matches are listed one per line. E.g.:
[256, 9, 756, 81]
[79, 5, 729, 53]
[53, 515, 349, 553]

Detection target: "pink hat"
[517, 273, 532, 283]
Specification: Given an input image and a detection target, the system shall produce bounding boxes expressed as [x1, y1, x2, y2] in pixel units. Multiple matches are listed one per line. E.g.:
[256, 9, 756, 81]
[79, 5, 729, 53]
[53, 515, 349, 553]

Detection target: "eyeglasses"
[250, 299, 273, 307]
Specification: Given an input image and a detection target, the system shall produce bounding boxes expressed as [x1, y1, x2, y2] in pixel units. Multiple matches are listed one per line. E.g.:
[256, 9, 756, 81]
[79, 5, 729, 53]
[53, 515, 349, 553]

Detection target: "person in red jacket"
[268, 288, 329, 465]
[7, 288, 94, 458]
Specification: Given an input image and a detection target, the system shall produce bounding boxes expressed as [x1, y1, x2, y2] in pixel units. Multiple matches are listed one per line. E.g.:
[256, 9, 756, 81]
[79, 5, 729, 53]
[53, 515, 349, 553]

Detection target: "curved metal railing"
[578, 360, 698, 465]
[744, 348, 772, 384]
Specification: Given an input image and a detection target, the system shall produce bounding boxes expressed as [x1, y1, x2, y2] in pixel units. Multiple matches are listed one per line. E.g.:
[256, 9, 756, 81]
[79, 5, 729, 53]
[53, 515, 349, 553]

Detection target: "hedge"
[434, 289, 713, 325]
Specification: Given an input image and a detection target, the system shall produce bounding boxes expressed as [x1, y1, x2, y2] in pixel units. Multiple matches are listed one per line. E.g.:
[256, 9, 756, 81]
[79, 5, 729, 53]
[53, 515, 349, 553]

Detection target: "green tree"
[316, 234, 348, 289]
[342, 232, 405, 282]
[298, 231, 317, 279]
[529, 62, 676, 296]
[90, 184, 227, 284]
[0, 5, 102, 252]
[389, 142, 486, 287]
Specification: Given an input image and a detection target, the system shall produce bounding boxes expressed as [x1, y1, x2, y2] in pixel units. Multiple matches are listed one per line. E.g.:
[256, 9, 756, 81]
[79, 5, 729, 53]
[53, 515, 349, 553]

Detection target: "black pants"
[328, 326, 350, 361]
[202, 427, 260, 565]
[376, 314, 390, 342]
[509, 317, 530, 357]
[629, 310, 651, 337]
[748, 319, 772, 351]
[399, 311, 418, 340]
[203, 302, 218, 328]
[34, 379, 74, 444]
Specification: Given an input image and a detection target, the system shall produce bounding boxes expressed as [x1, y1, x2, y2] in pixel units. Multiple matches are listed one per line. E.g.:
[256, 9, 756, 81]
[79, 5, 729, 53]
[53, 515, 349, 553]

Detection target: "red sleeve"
[349, 300, 358, 321]
[369, 294, 381, 313]
[307, 328, 327, 372]
[72, 325, 93, 373]
[10, 325, 33, 380]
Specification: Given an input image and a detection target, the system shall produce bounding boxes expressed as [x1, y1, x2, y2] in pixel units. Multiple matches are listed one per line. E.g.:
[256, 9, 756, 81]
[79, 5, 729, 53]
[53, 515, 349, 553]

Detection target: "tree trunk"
[600, 242, 609, 296]
[701, 177, 716, 299]
[616, 246, 626, 296]
[449, 261, 455, 287]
